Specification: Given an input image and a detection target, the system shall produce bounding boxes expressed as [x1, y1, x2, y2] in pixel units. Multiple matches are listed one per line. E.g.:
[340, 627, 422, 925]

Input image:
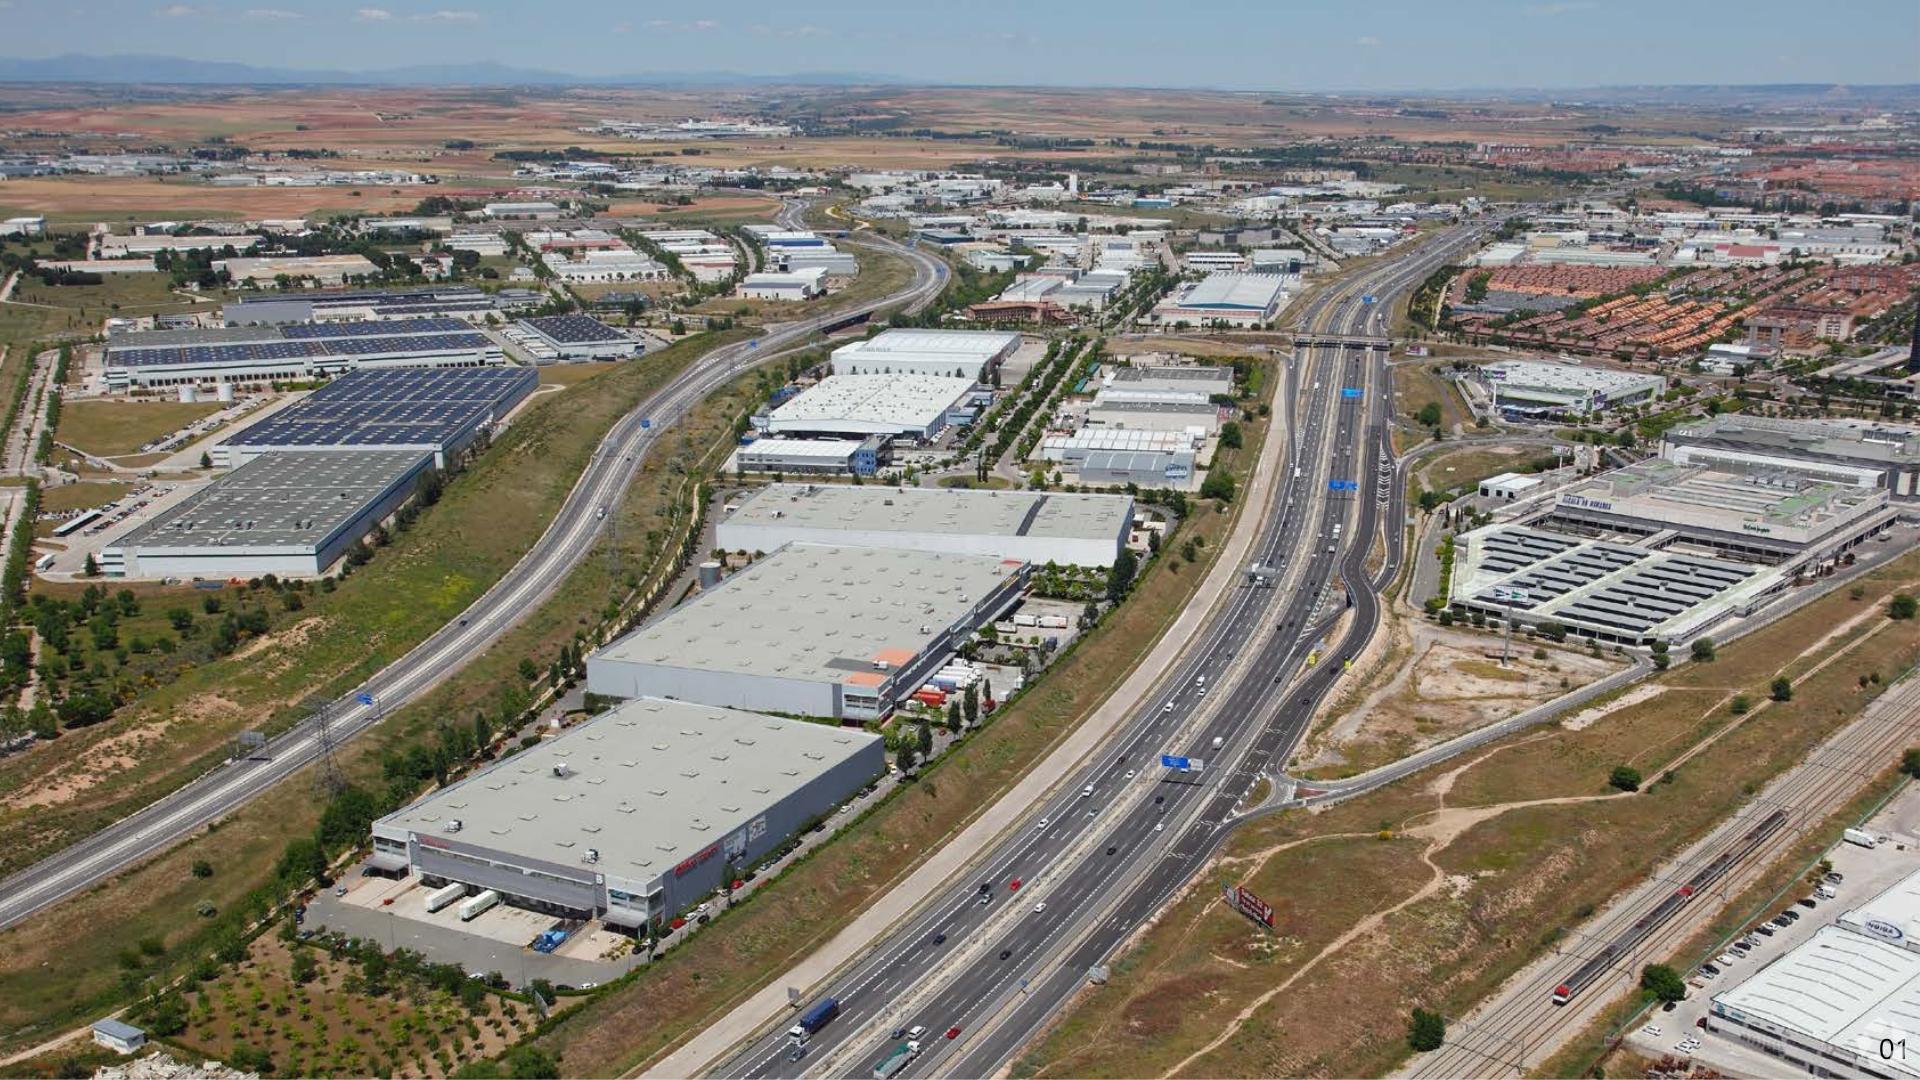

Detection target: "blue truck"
[788, 997, 840, 1043]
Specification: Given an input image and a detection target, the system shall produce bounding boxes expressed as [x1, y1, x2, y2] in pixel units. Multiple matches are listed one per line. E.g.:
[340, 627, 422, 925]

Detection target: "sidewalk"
[640, 353, 1296, 1080]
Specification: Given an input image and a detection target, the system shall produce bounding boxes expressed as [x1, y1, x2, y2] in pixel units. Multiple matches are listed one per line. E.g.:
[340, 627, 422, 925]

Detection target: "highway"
[0, 202, 948, 933]
[707, 222, 1498, 1080]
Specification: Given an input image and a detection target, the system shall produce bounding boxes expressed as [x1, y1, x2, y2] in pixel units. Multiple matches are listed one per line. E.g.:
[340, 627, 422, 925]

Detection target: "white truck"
[425, 882, 467, 914]
[458, 889, 500, 921]
[1843, 828, 1878, 849]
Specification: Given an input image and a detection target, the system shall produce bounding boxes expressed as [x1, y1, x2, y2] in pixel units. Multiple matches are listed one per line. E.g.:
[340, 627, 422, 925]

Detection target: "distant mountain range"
[0, 53, 904, 87]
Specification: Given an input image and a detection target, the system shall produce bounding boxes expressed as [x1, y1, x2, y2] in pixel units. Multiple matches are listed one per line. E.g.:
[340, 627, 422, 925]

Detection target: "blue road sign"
[1327, 479, 1358, 492]
[1361, 295, 1377, 304]
[355, 693, 375, 707]
[1340, 387, 1363, 399]
[1161, 754, 1192, 771]
[640, 419, 651, 429]
[749, 340, 758, 349]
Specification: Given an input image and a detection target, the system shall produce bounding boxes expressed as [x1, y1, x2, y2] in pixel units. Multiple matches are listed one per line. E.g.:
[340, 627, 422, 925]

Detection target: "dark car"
[1154, 796, 1165, 805]
[998, 949, 1012, 960]
[932, 933, 947, 945]
[1798, 897, 1818, 909]
[1700, 963, 1721, 977]
[891, 1027, 907, 1041]
[1106, 846, 1117, 856]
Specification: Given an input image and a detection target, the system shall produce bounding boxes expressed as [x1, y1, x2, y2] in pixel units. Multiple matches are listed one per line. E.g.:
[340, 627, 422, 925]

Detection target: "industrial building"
[1449, 459, 1897, 645]
[100, 449, 433, 579]
[513, 315, 644, 361]
[1475, 359, 1666, 419]
[219, 366, 538, 468]
[222, 286, 536, 325]
[1707, 867, 1920, 1078]
[740, 268, 827, 300]
[1478, 472, 1543, 502]
[1076, 449, 1196, 487]
[760, 374, 978, 441]
[586, 544, 1028, 721]
[216, 254, 380, 286]
[102, 317, 502, 391]
[1663, 415, 1920, 501]
[733, 435, 889, 477]
[716, 483, 1132, 566]
[1151, 273, 1288, 328]
[1104, 364, 1234, 399]
[369, 697, 884, 929]
[1086, 397, 1221, 435]
[830, 329, 1021, 380]
[541, 248, 667, 283]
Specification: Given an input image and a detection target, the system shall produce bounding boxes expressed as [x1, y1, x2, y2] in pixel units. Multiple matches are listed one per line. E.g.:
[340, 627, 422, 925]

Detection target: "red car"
[945, 1026, 962, 1040]
[1008, 878, 1022, 891]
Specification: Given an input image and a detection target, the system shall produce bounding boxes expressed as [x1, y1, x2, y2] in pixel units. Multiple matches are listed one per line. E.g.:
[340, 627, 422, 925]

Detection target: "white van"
[1082, 784, 1094, 798]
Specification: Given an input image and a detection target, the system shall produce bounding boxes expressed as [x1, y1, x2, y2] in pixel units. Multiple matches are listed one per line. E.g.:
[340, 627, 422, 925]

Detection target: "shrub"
[1407, 1007, 1446, 1052]
[1640, 963, 1687, 1004]
[1771, 676, 1793, 702]
[1691, 637, 1716, 663]
[1609, 765, 1642, 792]
[1891, 593, 1917, 621]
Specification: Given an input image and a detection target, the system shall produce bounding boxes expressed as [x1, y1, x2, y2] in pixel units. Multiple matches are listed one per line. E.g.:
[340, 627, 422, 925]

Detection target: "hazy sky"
[1, 0, 1915, 89]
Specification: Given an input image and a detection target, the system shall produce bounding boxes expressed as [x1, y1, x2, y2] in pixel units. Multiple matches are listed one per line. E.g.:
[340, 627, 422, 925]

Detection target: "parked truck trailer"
[425, 882, 467, 914]
[458, 889, 500, 921]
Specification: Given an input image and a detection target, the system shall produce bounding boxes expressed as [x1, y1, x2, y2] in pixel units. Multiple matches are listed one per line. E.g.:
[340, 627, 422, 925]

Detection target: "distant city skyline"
[0, 0, 1915, 90]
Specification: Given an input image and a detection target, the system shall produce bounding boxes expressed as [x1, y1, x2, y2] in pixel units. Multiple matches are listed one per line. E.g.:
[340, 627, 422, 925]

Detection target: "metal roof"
[224, 367, 536, 451]
[1176, 273, 1287, 311]
[111, 449, 430, 552]
[375, 697, 881, 885]
[722, 483, 1132, 545]
[593, 543, 1021, 685]
[766, 374, 975, 433]
[1711, 924, 1920, 1077]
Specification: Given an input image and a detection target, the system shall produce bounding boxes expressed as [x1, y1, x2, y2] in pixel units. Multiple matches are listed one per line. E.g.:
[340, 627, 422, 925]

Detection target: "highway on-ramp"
[700, 221, 1499, 1080]
[0, 207, 947, 933]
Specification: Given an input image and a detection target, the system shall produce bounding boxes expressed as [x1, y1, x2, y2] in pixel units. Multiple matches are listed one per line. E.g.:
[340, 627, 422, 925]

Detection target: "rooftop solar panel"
[223, 366, 539, 452]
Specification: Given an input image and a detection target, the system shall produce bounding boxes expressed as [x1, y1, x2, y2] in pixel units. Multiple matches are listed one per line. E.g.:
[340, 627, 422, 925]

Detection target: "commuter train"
[1551, 809, 1788, 1005]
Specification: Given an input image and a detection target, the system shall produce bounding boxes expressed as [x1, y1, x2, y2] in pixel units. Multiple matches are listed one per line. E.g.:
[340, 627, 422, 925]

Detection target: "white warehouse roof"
[1710, 924, 1920, 1078]
[764, 374, 976, 438]
[831, 329, 1019, 377]
[717, 483, 1132, 566]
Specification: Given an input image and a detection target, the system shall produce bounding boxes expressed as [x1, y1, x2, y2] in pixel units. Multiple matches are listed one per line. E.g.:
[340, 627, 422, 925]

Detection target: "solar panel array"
[521, 314, 627, 344]
[1471, 527, 1584, 577]
[107, 317, 491, 370]
[225, 366, 538, 451]
[1554, 556, 1757, 637]
[1473, 542, 1648, 611]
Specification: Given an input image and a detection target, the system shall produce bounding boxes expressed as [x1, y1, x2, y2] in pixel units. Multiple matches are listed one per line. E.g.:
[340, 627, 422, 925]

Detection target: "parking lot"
[1625, 782, 1920, 1074]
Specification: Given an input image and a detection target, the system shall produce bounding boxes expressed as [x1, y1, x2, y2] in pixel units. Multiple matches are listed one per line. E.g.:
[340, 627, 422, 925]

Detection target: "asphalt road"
[0, 203, 948, 933]
[709, 220, 1501, 1080]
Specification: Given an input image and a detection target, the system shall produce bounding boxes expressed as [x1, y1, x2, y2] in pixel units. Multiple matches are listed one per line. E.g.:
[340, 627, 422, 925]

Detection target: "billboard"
[1222, 883, 1275, 929]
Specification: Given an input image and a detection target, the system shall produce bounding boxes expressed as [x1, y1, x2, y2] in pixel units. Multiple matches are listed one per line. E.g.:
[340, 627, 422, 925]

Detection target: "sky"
[0, 0, 1915, 89]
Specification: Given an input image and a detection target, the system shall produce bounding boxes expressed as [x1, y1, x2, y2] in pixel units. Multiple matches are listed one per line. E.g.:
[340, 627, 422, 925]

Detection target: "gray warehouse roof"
[375, 697, 882, 883]
[722, 483, 1132, 544]
[594, 543, 1023, 685]
[114, 449, 430, 551]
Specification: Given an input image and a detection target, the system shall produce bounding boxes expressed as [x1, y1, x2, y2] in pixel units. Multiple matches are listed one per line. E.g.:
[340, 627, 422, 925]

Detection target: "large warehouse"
[1086, 397, 1222, 435]
[759, 374, 979, 441]
[1449, 459, 1897, 645]
[512, 315, 644, 361]
[103, 317, 501, 391]
[715, 483, 1133, 566]
[1475, 359, 1666, 419]
[732, 435, 889, 477]
[222, 286, 538, 325]
[830, 329, 1022, 379]
[1663, 415, 1920, 501]
[1707, 869, 1920, 1078]
[99, 449, 432, 579]
[1105, 364, 1234, 398]
[370, 697, 884, 930]
[587, 543, 1028, 721]
[1151, 273, 1288, 327]
[218, 366, 538, 468]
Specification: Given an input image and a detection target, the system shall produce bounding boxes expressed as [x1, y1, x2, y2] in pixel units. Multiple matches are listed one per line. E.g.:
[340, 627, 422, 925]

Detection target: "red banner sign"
[674, 841, 722, 878]
[1223, 883, 1275, 928]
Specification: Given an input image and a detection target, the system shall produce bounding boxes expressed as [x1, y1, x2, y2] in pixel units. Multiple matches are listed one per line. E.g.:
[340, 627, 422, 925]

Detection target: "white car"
[1644, 1025, 1663, 1038]
[1035, 818, 1049, 830]
[1124, 770, 1135, 779]
[1154, 823, 1164, 832]
[1033, 902, 1046, 913]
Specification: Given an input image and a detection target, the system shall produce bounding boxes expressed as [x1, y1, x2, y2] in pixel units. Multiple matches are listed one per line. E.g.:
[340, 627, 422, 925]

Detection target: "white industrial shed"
[830, 329, 1021, 379]
[586, 543, 1028, 721]
[716, 483, 1133, 566]
[761, 374, 978, 441]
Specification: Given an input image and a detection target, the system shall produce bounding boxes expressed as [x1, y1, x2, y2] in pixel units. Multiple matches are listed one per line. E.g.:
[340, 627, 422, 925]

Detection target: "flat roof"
[767, 374, 975, 431]
[112, 449, 429, 552]
[1481, 359, 1664, 394]
[738, 438, 864, 460]
[1840, 867, 1920, 947]
[1670, 414, 1920, 466]
[224, 366, 536, 451]
[1109, 365, 1232, 387]
[105, 317, 491, 371]
[1712, 924, 1920, 1077]
[594, 543, 1021, 686]
[836, 329, 1021, 358]
[376, 697, 881, 884]
[1553, 460, 1888, 540]
[722, 483, 1131, 545]
[519, 314, 629, 345]
[1174, 273, 1286, 311]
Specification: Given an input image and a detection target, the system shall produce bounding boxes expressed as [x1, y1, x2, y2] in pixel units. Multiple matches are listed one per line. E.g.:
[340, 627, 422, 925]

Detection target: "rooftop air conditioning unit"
[552, 763, 570, 778]
[445, 819, 463, 833]
[584, 848, 600, 863]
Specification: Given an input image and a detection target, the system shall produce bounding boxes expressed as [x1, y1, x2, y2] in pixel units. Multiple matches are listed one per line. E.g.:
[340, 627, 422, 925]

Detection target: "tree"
[1407, 1007, 1446, 1052]
[82, 553, 99, 578]
[190, 859, 213, 878]
[1415, 402, 1443, 428]
[1107, 547, 1138, 602]
[518, 657, 540, 683]
[919, 718, 934, 758]
[964, 684, 979, 727]
[1902, 747, 1920, 780]
[1771, 676, 1793, 702]
[1891, 593, 1918, 621]
[198, 450, 212, 469]
[1640, 963, 1687, 1004]
[1609, 765, 1642, 792]
[1200, 471, 1236, 503]
[1690, 637, 1716, 663]
[1218, 421, 1243, 450]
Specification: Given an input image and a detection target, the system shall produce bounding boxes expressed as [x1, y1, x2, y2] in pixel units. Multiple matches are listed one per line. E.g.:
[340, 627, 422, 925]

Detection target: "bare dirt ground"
[1298, 614, 1625, 778]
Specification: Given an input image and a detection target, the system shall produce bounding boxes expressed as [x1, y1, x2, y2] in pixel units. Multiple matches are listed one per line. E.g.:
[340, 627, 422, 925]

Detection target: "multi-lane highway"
[0, 203, 947, 933]
[707, 222, 1497, 1080]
